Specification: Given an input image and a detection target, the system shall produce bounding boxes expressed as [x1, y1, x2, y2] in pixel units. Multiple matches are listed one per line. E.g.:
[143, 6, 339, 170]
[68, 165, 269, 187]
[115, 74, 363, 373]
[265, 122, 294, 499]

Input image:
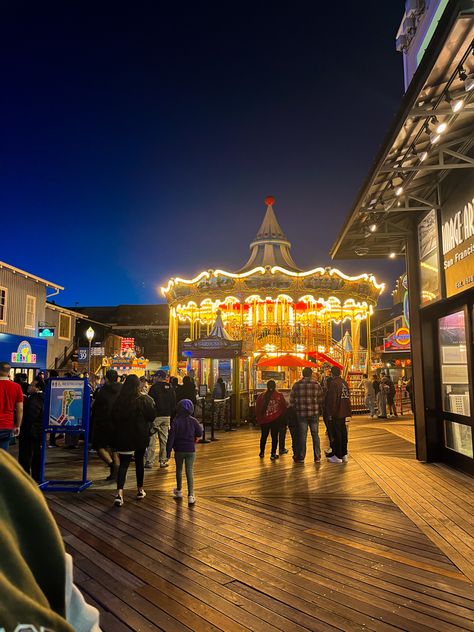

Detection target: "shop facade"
[331, 0, 474, 474]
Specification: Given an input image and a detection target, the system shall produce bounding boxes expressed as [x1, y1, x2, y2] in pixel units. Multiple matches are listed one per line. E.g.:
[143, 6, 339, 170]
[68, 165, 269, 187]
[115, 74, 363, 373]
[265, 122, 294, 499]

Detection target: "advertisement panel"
[0, 333, 48, 368]
[441, 172, 474, 298]
[46, 379, 86, 430]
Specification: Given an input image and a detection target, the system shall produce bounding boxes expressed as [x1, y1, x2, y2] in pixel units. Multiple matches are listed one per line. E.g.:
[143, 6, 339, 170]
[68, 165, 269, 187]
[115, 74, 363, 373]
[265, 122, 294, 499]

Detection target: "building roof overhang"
[330, 0, 474, 260]
[0, 261, 64, 291]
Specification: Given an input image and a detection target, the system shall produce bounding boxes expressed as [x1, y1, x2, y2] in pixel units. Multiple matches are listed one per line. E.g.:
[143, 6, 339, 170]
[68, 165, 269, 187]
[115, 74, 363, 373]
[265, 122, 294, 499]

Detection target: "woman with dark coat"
[18, 377, 44, 482]
[91, 369, 122, 480]
[176, 375, 197, 406]
[111, 374, 156, 506]
[255, 380, 287, 460]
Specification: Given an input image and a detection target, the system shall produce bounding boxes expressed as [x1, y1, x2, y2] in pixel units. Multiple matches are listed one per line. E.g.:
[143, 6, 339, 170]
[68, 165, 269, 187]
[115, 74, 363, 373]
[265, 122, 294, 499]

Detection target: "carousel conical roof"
[239, 196, 301, 272]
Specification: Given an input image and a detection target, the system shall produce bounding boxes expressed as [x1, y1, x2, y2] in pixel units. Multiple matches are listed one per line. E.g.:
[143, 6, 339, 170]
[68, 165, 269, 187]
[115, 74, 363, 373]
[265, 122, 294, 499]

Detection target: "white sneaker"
[136, 489, 146, 499]
[114, 495, 124, 506]
[342, 455, 349, 463]
[327, 455, 343, 463]
[144, 462, 153, 469]
[188, 495, 196, 505]
[160, 461, 169, 468]
[172, 488, 183, 498]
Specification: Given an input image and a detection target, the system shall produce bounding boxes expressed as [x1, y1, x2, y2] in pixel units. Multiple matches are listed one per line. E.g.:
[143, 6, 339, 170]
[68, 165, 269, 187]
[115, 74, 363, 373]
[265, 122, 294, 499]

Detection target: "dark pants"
[260, 419, 280, 455]
[18, 432, 42, 482]
[278, 423, 287, 452]
[288, 424, 298, 456]
[0, 429, 13, 451]
[117, 449, 146, 489]
[327, 417, 348, 459]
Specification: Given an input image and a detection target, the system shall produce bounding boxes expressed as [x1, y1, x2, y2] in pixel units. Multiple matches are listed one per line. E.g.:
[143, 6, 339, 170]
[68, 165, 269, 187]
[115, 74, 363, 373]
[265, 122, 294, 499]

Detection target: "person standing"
[406, 376, 414, 413]
[255, 380, 287, 460]
[289, 367, 325, 463]
[166, 399, 203, 505]
[325, 366, 352, 463]
[384, 373, 398, 418]
[111, 375, 156, 506]
[146, 370, 176, 469]
[18, 377, 44, 482]
[377, 372, 388, 419]
[360, 373, 376, 418]
[0, 362, 24, 451]
[176, 375, 197, 406]
[90, 369, 122, 480]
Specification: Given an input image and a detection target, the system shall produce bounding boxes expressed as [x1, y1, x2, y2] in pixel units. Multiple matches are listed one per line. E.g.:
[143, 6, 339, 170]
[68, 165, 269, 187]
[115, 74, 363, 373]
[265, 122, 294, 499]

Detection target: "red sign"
[120, 337, 135, 354]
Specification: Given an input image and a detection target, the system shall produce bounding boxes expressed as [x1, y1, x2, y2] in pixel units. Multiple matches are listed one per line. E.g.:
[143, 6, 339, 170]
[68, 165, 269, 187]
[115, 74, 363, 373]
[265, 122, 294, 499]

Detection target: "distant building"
[0, 260, 83, 378]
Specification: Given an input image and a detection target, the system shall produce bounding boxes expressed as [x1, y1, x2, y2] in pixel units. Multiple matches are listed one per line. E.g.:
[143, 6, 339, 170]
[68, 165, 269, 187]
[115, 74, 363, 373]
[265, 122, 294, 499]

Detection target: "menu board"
[438, 310, 470, 417]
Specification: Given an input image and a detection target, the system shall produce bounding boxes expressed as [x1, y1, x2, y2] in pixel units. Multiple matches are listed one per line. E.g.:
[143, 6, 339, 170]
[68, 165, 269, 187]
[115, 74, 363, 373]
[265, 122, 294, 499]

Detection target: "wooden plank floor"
[43, 417, 474, 632]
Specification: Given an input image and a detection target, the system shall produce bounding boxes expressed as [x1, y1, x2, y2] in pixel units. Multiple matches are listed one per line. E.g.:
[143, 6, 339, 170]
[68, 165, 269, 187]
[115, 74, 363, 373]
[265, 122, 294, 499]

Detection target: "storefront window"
[438, 310, 470, 417]
[444, 420, 473, 458]
[418, 210, 441, 305]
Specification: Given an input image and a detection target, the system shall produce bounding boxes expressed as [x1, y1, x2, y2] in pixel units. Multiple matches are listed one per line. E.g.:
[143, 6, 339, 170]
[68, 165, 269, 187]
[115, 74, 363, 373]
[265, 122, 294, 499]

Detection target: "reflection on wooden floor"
[44, 416, 474, 631]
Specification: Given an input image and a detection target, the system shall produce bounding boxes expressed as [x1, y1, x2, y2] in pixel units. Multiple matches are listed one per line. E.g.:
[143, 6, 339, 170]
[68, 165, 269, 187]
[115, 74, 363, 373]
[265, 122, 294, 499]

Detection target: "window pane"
[444, 420, 473, 458]
[26, 296, 35, 329]
[59, 314, 71, 338]
[418, 210, 441, 305]
[439, 310, 470, 416]
[0, 289, 5, 321]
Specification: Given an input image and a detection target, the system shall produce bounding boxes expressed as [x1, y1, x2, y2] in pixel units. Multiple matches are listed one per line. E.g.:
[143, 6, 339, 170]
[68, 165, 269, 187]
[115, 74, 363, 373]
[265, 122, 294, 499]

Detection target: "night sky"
[2, 2, 406, 307]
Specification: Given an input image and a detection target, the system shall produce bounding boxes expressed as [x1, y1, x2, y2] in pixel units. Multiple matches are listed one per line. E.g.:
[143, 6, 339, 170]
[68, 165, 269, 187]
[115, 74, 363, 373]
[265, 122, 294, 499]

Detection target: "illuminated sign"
[39, 327, 55, 338]
[120, 337, 135, 354]
[384, 327, 411, 352]
[11, 340, 37, 364]
[442, 188, 474, 297]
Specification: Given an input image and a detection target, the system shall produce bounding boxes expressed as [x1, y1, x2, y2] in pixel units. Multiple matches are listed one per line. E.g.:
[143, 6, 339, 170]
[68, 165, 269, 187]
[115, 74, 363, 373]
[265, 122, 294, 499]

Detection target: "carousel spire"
[239, 196, 301, 272]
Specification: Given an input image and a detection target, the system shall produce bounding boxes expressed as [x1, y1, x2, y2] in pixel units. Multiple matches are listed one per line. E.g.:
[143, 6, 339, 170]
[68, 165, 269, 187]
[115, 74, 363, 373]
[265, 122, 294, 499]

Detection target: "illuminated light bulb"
[419, 151, 428, 162]
[389, 252, 396, 259]
[430, 132, 441, 144]
[436, 121, 447, 134]
[395, 186, 403, 196]
[369, 223, 377, 232]
[451, 98, 463, 113]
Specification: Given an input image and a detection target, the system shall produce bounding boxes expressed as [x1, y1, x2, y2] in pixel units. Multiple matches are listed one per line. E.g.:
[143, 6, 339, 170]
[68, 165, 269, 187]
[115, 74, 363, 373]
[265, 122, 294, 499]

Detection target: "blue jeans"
[0, 429, 13, 451]
[297, 416, 320, 460]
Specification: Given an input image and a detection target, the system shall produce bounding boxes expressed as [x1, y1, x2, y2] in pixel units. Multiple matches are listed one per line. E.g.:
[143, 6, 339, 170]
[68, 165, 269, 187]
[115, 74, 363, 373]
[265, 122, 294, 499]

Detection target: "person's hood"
[176, 399, 194, 415]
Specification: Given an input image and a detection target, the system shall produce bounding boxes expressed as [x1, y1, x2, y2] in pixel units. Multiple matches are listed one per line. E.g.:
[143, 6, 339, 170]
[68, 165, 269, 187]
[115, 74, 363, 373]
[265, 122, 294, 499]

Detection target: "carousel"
[162, 197, 384, 416]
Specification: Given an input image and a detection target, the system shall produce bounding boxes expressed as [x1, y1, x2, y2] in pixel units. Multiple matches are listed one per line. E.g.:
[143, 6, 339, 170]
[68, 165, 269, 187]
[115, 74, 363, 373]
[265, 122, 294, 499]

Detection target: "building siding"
[0, 267, 47, 337]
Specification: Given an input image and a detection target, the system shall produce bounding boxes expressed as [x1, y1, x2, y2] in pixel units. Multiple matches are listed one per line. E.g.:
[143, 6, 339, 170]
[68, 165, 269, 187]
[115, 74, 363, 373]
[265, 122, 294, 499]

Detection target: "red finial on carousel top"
[265, 196, 275, 206]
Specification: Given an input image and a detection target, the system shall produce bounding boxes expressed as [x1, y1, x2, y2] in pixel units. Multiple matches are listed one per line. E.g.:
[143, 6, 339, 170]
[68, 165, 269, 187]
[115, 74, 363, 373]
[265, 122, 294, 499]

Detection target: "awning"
[331, 0, 474, 260]
[257, 355, 315, 368]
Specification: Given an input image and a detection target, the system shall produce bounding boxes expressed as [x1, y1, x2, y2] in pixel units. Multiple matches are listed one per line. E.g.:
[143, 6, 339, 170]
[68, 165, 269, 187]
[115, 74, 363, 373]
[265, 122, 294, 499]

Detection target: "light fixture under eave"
[369, 223, 377, 233]
[447, 94, 464, 112]
[395, 186, 403, 196]
[430, 131, 441, 144]
[389, 252, 397, 259]
[419, 150, 428, 162]
[435, 121, 448, 135]
[459, 67, 474, 92]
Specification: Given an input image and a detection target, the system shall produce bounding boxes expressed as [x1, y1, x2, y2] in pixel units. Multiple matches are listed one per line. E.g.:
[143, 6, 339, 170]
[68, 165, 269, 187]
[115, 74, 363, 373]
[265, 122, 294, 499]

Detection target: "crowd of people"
[256, 365, 352, 464]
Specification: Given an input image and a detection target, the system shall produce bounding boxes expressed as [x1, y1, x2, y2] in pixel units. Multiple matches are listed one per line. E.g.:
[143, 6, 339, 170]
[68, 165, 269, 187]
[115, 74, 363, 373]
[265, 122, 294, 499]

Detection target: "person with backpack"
[111, 374, 156, 506]
[166, 399, 203, 505]
[255, 380, 287, 460]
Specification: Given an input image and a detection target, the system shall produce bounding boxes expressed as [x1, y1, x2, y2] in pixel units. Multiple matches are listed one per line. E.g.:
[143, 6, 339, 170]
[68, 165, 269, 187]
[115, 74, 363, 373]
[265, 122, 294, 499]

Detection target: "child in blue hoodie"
[166, 399, 203, 504]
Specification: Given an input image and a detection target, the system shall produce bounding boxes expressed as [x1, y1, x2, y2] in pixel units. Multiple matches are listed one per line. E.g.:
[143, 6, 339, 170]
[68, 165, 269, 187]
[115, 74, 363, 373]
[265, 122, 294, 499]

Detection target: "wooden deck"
[44, 417, 474, 631]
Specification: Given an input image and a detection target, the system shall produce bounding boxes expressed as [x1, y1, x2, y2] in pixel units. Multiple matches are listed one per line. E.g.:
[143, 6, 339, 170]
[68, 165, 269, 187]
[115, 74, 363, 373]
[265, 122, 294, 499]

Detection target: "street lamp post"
[86, 327, 95, 375]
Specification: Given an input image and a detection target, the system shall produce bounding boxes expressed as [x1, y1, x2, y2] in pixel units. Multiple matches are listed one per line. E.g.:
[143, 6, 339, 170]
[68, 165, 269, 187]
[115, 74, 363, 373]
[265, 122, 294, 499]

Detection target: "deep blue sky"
[2, 2, 405, 306]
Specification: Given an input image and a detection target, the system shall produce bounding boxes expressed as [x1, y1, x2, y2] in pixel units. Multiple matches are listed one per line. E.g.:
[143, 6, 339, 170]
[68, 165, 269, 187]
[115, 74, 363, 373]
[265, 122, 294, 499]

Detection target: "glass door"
[438, 306, 474, 467]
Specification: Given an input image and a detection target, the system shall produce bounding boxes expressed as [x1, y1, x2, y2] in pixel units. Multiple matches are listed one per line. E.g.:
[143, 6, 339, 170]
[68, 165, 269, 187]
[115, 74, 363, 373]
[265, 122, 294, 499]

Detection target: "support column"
[366, 310, 372, 375]
[232, 356, 241, 422]
[168, 307, 178, 376]
[406, 227, 428, 462]
[351, 313, 360, 370]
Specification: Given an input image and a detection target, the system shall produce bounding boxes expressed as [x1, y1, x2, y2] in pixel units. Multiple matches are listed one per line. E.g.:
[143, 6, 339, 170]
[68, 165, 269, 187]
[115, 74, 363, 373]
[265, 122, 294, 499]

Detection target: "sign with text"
[46, 379, 86, 430]
[261, 370, 286, 381]
[441, 172, 474, 298]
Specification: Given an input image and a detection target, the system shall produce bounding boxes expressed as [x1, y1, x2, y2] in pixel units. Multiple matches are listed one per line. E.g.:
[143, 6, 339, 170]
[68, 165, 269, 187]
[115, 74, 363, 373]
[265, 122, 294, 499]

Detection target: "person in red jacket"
[255, 380, 287, 460]
[325, 366, 352, 463]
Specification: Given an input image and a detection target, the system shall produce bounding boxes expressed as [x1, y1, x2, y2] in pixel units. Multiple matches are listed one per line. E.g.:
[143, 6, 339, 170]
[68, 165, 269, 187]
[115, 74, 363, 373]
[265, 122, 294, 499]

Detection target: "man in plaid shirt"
[289, 367, 325, 462]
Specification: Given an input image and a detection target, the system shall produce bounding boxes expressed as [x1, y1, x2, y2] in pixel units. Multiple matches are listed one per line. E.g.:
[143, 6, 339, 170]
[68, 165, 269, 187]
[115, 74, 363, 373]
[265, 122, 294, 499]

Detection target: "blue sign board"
[0, 333, 47, 368]
[40, 377, 92, 493]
